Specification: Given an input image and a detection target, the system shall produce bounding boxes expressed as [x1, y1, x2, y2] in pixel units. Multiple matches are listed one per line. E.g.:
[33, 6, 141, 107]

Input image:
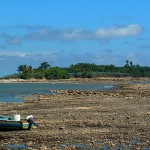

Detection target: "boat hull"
[0, 120, 29, 130]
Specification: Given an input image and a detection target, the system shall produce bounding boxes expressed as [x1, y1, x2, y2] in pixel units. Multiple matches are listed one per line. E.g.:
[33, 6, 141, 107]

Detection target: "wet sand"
[0, 78, 150, 149]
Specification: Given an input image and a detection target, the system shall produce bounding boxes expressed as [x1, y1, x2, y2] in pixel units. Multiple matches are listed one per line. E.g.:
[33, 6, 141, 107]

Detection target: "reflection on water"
[0, 94, 23, 103]
[7, 141, 150, 150]
[7, 143, 28, 149]
[60, 141, 150, 150]
[6, 139, 150, 149]
[0, 83, 116, 102]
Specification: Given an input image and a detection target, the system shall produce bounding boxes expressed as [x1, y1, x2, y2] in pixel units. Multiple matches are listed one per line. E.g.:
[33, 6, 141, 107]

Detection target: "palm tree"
[129, 61, 133, 66]
[17, 65, 27, 74]
[39, 62, 50, 70]
[126, 60, 129, 66]
[28, 66, 33, 73]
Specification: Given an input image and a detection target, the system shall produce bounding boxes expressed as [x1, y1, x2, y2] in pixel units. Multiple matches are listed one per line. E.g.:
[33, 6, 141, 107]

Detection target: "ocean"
[0, 83, 115, 102]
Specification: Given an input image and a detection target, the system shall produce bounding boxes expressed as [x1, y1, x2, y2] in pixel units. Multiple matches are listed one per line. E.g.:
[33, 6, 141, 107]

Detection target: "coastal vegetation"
[2, 61, 150, 79]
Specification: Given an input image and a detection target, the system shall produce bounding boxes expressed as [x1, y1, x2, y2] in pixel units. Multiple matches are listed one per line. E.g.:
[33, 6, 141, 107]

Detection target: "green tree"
[129, 61, 133, 66]
[39, 62, 50, 70]
[33, 68, 47, 79]
[17, 65, 27, 73]
[45, 67, 69, 79]
[17, 65, 33, 79]
[20, 72, 32, 79]
[18, 65, 33, 73]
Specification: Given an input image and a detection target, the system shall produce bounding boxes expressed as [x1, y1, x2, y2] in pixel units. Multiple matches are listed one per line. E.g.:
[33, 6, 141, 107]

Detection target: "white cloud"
[0, 24, 142, 47]
[63, 29, 83, 40]
[0, 33, 22, 46]
[95, 24, 141, 38]
[6, 37, 22, 45]
[24, 24, 141, 42]
[0, 50, 26, 56]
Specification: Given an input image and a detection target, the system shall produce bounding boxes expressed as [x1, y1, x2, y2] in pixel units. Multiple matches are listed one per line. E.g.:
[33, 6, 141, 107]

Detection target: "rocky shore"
[0, 79, 150, 149]
[0, 77, 150, 84]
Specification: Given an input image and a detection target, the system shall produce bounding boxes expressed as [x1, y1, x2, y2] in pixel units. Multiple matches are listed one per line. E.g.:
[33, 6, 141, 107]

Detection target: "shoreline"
[0, 77, 150, 84]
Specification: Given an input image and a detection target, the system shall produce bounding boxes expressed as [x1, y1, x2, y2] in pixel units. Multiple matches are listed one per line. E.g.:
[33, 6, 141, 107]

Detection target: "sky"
[0, 0, 150, 77]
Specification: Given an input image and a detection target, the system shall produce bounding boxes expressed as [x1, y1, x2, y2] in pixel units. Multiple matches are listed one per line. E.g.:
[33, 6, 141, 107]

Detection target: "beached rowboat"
[0, 115, 29, 130]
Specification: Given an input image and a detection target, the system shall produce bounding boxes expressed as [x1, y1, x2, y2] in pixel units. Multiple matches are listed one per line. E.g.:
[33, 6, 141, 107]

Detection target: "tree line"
[3, 61, 150, 79]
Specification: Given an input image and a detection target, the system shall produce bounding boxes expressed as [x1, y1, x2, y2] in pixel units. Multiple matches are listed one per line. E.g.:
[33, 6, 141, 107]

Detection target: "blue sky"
[0, 0, 150, 77]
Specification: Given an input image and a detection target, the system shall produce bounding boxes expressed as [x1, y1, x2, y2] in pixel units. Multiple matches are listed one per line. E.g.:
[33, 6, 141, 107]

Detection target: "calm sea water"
[0, 83, 115, 102]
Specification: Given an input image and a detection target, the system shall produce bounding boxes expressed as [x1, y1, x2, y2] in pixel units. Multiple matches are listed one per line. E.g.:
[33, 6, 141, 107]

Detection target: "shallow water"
[7, 143, 28, 149]
[59, 141, 150, 150]
[0, 83, 115, 102]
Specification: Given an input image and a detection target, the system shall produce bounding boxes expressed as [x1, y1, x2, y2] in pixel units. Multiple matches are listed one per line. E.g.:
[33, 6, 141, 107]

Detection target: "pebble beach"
[0, 77, 150, 149]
